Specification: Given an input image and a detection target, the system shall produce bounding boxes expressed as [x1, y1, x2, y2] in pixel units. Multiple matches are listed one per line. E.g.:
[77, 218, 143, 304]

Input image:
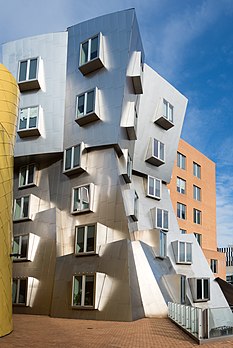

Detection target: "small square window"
[177, 203, 186, 220]
[19, 164, 36, 188]
[193, 162, 201, 178]
[72, 274, 95, 307]
[177, 152, 186, 170]
[180, 229, 186, 234]
[177, 177, 186, 194]
[156, 208, 169, 231]
[193, 185, 201, 201]
[189, 278, 210, 302]
[71, 184, 94, 214]
[147, 176, 161, 200]
[210, 259, 218, 273]
[13, 196, 30, 221]
[18, 106, 40, 137]
[193, 208, 201, 224]
[75, 89, 100, 126]
[18, 58, 41, 91]
[79, 33, 104, 75]
[75, 224, 96, 255]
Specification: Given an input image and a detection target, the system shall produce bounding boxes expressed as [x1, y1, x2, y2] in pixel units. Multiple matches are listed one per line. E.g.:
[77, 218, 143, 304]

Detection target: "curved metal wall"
[0, 64, 19, 336]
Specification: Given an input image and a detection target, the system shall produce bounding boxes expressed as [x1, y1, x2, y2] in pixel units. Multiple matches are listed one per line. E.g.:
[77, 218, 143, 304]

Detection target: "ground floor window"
[72, 274, 94, 307]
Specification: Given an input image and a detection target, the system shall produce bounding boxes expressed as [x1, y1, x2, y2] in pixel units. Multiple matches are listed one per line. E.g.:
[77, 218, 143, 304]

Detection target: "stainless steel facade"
[2, 9, 232, 324]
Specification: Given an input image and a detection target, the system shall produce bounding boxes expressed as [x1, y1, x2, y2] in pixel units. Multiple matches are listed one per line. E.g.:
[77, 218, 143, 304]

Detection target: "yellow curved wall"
[0, 64, 19, 337]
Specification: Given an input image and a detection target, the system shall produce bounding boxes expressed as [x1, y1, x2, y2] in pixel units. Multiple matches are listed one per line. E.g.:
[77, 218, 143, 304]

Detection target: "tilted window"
[72, 184, 94, 214]
[13, 196, 30, 221]
[145, 138, 165, 166]
[75, 88, 100, 126]
[172, 240, 192, 264]
[19, 164, 36, 188]
[72, 274, 95, 307]
[79, 33, 104, 75]
[18, 57, 41, 91]
[147, 176, 161, 200]
[177, 203, 186, 220]
[194, 232, 202, 246]
[64, 144, 81, 172]
[177, 152, 186, 170]
[163, 99, 173, 123]
[12, 278, 27, 305]
[159, 230, 167, 258]
[193, 162, 201, 178]
[75, 224, 95, 255]
[153, 139, 165, 162]
[12, 235, 29, 260]
[156, 208, 169, 231]
[18, 106, 40, 136]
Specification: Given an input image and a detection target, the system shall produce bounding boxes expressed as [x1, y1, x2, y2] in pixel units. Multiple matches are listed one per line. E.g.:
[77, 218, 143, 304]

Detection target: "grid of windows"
[193, 208, 201, 224]
[193, 185, 201, 201]
[72, 275, 94, 307]
[193, 162, 201, 178]
[75, 225, 95, 254]
[18, 58, 38, 82]
[156, 208, 169, 230]
[147, 176, 161, 199]
[177, 177, 186, 194]
[177, 152, 186, 169]
[177, 203, 186, 220]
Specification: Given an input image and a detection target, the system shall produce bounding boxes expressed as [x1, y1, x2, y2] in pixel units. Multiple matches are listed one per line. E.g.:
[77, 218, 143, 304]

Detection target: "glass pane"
[157, 208, 162, 228]
[86, 90, 94, 114]
[196, 279, 202, 300]
[22, 196, 29, 218]
[160, 231, 166, 257]
[127, 156, 132, 179]
[153, 139, 158, 158]
[160, 142, 165, 161]
[86, 225, 95, 252]
[13, 237, 20, 258]
[81, 186, 89, 210]
[73, 145, 80, 168]
[19, 61, 27, 81]
[169, 105, 173, 122]
[90, 36, 98, 60]
[77, 94, 85, 117]
[12, 280, 18, 303]
[29, 107, 38, 128]
[155, 179, 161, 198]
[163, 210, 168, 229]
[204, 279, 209, 299]
[14, 199, 21, 219]
[19, 166, 27, 186]
[28, 164, 35, 184]
[76, 227, 84, 253]
[21, 235, 28, 258]
[18, 279, 26, 304]
[179, 242, 185, 262]
[163, 100, 168, 118]
[73, 276, 82, 305]
[80, 41, 88, 65]
[65, 148, 72, 170]
[148, 177, 154, 196]
[73, 188, 80, 211]
[19, 109, 27, 130]
[181, 205, 186, 219]
[29, 58, 37, 80]
[186, 243, 192, 262]
[84, 275, 94, 306]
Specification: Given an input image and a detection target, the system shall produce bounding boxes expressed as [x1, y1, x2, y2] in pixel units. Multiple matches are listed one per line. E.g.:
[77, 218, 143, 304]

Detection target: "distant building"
[168, 139, 226, 279]
[2, 9, 232, 331]
[218, 246, 233, 284]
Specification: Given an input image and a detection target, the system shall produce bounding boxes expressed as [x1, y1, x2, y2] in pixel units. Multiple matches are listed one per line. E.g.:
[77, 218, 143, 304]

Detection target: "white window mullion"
[81, 275, 86, 306]
[71, 146, 74, 169]
[20, 197, 24, 219]
[26, 60, 30, 80]
[84, 92, 87, 115]
[16, 279, 20, 304]
[26, 108, 30, 129]
[88, 39, 91, 61]
[84, 227, 87, 253]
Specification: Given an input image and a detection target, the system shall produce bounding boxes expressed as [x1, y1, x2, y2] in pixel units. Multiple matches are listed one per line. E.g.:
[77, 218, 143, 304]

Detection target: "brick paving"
[1, 314, 233, 347]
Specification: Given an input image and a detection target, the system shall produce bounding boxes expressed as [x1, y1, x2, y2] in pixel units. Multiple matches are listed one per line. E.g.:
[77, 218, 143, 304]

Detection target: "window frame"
[76, 88, 96, 119]
[13, 195, 30, 221]
[159, 230, 167, 258]
[75, 224, 96, 255]
[194, 232, 202, 246]
[193, 162, 201, 179]
[63, 144, 82, 173]
[192, 278, 210, 302]
[172, 240, 192, 264]
[177, 152, 186, 170]
[12, 234, 29, 261]
[156, 208, 169, 231]
[72, 274, 95, 308]
[71, 183, 94, 214]
[12, 278, 28, 305]
[147, 175, 162, 200]
[163, 98, 174, 123]
[177, 202, 186, 220]
[210, 259, 218, 273]
[79, 34, 100, 66]
[193, 208, 201, 224]
[19, 164, 37, 188]
[18, 105, 40, 135]
[153, 138, 165, 163]
[18, 57, 39, 83]
[193, 185, 201, 201]
[177, 177, 186, 194]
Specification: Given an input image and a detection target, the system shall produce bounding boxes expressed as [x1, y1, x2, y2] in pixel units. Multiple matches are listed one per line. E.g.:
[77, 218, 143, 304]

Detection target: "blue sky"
[0, 0, 233, 246]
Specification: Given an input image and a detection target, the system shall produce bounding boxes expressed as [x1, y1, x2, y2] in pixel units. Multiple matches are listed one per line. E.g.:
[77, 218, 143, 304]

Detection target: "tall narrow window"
[147, 176, 161, 199]
[64, 145, 81, 172]
[132, 191, 139, 222]
[177, 177, 186, 194]
[193, 162, 201, 178]
[181, 276, 186, 304]
[12, 235, 29, 260]
[210, 259, 218, 273]
[19, 164, 36, 188]
[13, 196, 30, 221]
[12, 279, 27, 305]
[75, 224, 95, 254]
[72, 275, 95, 307]
[163, 99, 173, 122]
[193, 185, 201, 201]
[194, 232, 202, 246]
[193, 208, 201, 224]
[177, 203, 186, 220]
[177, 152, 186, 170]
[159, 230, 167, 258]
[153, 139, 165, 162]
[156, 208, 169, 230]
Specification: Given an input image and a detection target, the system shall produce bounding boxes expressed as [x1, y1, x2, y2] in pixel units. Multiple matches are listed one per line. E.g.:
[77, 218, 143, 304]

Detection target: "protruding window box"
[71, 183, 94, 214]
[147, 175, 161, 200]
[145, 138, 165, 166]
[75, 88, 100, 126]
[12, 233, 40, 262]
[12, 277, 38, 307]
[63, 143, 86, 176]
[18, 57, 41, 92]
[121, 102, 138, 140]
[17, 105, 41, 137]
[119, 149, 133, 183]
[123, 189, 139, 222]
[75, 222, 107, 256]
[19, 164, 37, 188]
[154, 99, 174, 130]
[13, 194, 39, 222]
[128, 51, 143, 94]
[171, 240, 192, 264]
[79, 33, 104, 76]
[189, 278, 210, 302]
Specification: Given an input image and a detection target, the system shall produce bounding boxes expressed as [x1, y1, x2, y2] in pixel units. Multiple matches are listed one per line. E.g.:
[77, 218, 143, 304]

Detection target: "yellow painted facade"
[0, 64, 19, 337]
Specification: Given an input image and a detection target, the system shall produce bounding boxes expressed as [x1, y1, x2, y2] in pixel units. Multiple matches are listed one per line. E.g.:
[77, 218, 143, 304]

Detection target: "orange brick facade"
[168, 139, 225, 279]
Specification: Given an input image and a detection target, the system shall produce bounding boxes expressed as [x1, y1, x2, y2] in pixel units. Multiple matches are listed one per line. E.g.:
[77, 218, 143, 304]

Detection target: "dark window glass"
[90, 36, 98, 60]
[86, 225, 95, 252]
[86, 90, 94, 114]
[19, 61, 27, 81]
[29, 59, 37, 80]
[84, 275, 94, 306]
[196, 279, 202, 300]
[18, 279, 26, 304]
[76, 227, 84, 253]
